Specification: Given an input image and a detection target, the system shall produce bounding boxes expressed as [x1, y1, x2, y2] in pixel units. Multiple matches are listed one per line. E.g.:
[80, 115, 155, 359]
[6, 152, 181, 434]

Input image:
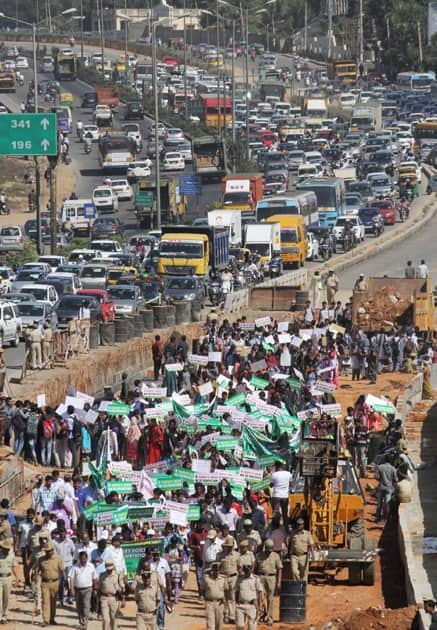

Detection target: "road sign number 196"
[11, 119, 30, 129]
[11, 140, 32, 149]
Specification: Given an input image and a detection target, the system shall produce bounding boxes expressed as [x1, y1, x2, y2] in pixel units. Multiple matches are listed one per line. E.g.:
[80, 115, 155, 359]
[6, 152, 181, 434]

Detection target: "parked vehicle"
[0, 301, 21, 347]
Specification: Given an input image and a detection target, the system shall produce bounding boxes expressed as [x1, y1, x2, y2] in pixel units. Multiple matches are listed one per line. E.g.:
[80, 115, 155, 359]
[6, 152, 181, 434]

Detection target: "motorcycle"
[372, 217, 384, 237]
[84, 141, 92, 155]
[319, 237, 331, 261]
[208, 280, 223, 306]
[0, 201, 9, 215]
[399, 204, 408, 222]
[269, 255, 282, 278]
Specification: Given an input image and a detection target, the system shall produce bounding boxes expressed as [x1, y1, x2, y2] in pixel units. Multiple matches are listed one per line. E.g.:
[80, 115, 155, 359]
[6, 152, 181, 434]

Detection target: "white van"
[46, 272, 82, 294]
[61, 199, 97, 237]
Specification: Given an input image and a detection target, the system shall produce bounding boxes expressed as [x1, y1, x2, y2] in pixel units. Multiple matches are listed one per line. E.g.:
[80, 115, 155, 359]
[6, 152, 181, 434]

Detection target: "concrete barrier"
[259, 268, 308, 289]
[223, 289, 249, 312]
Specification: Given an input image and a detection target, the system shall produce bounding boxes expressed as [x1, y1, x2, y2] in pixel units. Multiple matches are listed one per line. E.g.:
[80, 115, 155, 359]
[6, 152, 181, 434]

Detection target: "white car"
[15, 56, 29, 69]
[166, 127, 184, 141]
[19, 284, 59, 308]
[92, 186, 119, 213]
[61, 48, 75, 56]
[306, 233, 319, 261]
[126, 160, 152, 181]
[163, 152, 185, 171]
[2, 60, 15, 71]
[0, 106, 7, 115]
[122, 123, 142, 144]
[333, 216, 365, 243]
[108, 178, 134, 201]
[150, 123, 167, 138]
[0, 301, 21, 347]
[83, 124, 100, 141]
[90, 240, 123, 259]
[397, 132, 414, 150]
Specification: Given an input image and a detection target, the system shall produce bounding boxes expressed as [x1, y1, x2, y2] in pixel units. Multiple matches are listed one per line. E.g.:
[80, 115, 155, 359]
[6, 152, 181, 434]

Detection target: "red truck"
[221, 173, 264, 221]
[95, 86, 120, 110]
[77, 289, 115, 322]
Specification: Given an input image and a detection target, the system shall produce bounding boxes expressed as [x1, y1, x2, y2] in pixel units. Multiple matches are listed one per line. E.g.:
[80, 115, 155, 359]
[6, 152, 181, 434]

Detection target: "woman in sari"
[147, 418, 164, 464]
[126, 417, 141, 466]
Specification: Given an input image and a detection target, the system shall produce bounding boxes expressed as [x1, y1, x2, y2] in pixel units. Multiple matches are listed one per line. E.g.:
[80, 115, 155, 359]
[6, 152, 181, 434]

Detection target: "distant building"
[92, 0, 201, 33]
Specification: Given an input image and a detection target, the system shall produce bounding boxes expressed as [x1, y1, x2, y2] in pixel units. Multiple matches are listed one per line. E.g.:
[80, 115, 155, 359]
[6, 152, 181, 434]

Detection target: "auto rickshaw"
[399, 172, 419, 198]
[60, 92, 74, 108]
[106, 266, 138, 285]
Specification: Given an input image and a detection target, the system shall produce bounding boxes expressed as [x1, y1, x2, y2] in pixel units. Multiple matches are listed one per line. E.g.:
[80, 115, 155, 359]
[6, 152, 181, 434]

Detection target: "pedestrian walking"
[288, 518, 314, 582]
[375, 454, 398, 522]
[134, 568, 162, 630]
[217, 535, 239, 624]
[405, 260, 416, 278]
[201, 562, 226, 630]
[70, 551, 97, 630]
[0, 538, 19, 624]
[255, 539, 282, 626]
[98, 559, 125, 630]
[235, 564, 263, 630]
[36, 541, 66, 626]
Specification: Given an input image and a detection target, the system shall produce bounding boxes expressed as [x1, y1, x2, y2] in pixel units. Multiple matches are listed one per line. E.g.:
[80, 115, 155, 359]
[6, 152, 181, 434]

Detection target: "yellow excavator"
[289, 416, 376, 586]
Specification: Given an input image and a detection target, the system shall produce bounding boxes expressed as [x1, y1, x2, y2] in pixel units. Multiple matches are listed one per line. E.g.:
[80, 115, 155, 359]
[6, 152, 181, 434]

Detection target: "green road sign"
[0, 113, 57, 156]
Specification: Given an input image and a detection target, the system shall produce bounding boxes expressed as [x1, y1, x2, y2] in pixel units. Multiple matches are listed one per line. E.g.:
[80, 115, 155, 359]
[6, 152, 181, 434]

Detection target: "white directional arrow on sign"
[40, 118, 50, 130]
[41, 139, 50, 151]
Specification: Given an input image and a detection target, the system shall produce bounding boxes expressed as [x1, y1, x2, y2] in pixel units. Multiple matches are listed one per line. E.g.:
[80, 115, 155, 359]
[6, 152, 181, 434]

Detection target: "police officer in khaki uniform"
[0, 538, 19, 624]
[42, 322, 53, 368]
[134, 569, 161, 630]
[0, 511, 11, 542]
[28, 323, 43, 370]
[201, 562, 226, 630]
[36, 541, 66, 626]
[289, 518, 314, 582]
[28, 515, 50, 617]
[238, 519, 262, 553]
[237, 540, 255, 573]
[98, 559, 125, 630]
[255, 539, 282, 626]
[235, 564, 263, 630]
[216, 535, 239, 624]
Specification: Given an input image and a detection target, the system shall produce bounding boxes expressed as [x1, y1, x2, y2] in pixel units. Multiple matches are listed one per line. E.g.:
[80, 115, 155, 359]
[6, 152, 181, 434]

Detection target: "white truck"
[61, 199, 97, 237]
[305, 98, 328, 118]
[207, 209, 242, 247]
[244, 222, 280, 263]
[350, 102, 382, 131]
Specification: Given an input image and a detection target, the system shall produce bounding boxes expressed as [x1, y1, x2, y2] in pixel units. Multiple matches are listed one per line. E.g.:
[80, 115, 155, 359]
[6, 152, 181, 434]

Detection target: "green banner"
[127, 506, 155, 521]
[105, 480, 133, 495]
[121, 540, 163, 582]
[251, 476, 272, 491]
[250, 376, 270, 390]
[287, 378, 302, 390]
[150, 475, 183, 491]
[112, 506, 130, 526]
[216, 437, 240, 451]
[107, 402, 131, 415]
[174, 468, 196, 482]
[197, 418, 222, 429]
[372, 403, 396, 414]
[258, 454, 277, 467]
[187, 505, 200, 520]
[225, 393, 246, 407]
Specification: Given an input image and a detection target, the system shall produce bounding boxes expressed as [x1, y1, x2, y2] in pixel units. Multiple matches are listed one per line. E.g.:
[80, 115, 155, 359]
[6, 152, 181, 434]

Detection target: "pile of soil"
[317, 604, 418, 630]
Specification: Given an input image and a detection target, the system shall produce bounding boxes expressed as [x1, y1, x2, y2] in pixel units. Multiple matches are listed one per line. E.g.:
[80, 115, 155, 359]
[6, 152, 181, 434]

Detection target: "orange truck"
[221, 173, 264, 222]
[95, 86, 120, 110]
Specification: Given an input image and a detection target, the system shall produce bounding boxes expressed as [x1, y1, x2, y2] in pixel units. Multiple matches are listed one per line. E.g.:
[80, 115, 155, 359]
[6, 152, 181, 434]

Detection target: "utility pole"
[183, 0, 188, 118]
[124, 0, 128, 72]
[244, 7, 249, 161]
[216, 0, 221, 140]
[418, 20, 423, 70]
[304, 0, 308, 53]
[359, 0, 364, 67]
[100, 0, 105, 77]
[231, 18, 236, 173]
[327, 0, 333, 59]
[49, 156, 57, 254]
[32, 21, 43, 255]
[80, 0, 84, 62]
[386, 17, 392, 80]
[152, 22, 161, 228]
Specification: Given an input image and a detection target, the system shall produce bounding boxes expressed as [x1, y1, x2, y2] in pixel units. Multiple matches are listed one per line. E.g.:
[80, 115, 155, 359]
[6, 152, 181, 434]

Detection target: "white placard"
[277, 321, 289, 332]
[278, 333, 291, 344]
[65, 395, 85, 410]
[85, 409, 99, 424]
[192, 459, 211, 473]
[293, 368, 304, 381]
[290, 336, 303, 348]
[166, 501, 188, 526]
[55, 403, 67, 416]
[255, 316, 271, 327]
[239, 467, 264, 480]
[208, 351, 222, 363]
[199, 381, 214, 396]
[165, 363, 184, 372]
[172, 392, 191, 405]
[76, 391, 95, 405]
[37, 394, 46, 408]
[142, 385, 167, 399]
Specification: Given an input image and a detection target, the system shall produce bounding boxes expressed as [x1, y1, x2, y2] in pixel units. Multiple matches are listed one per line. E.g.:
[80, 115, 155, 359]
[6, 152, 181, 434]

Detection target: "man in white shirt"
[203, 529, 223, 569]
[74, 531, 97, 563]
[70, 550, 97, 630]
[150, 548, 171, 630]
[18, 508, 35, 588]
[416, 259, 429, 279]
[216, 497, 239, 534]
[270, 461, 291, 529]
[101, 535, 126, 577]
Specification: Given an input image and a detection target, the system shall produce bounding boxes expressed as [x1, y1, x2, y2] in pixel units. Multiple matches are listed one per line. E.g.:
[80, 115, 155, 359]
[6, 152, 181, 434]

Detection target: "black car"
[55, 295, 101, 327]
[24, 219, 50, 242]
[124, 101, 144, 120]
[81, 91, 97, 108]
[163, 276, 205, 307]
[307, 224, 336, 259]
[370, 150, 395, 176]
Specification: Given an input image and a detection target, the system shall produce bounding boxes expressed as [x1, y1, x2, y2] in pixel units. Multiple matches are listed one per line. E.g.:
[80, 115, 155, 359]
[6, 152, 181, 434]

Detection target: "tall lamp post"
[152, 18, 168, 228]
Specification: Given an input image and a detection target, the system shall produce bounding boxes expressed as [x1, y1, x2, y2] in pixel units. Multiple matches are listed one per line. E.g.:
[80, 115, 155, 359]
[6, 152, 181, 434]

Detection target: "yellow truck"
[266, 215, 307, 269]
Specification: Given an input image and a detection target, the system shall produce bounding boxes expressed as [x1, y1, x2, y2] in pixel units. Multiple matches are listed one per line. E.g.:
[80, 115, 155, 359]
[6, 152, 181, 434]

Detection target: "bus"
[200, 95, 232, 128]
[259, 80, 286, 102]
[98, 133, 136, 172]
[396, 72, 435, 93]
[327, 60, 357, 83]
[412, 121, 437, 157]
[192, 136, 225, 182]
[0, 72, 16, 93]
[54, 53, 77, 80]
[296, 177, 345, 226]
[256, 192, 318, 225]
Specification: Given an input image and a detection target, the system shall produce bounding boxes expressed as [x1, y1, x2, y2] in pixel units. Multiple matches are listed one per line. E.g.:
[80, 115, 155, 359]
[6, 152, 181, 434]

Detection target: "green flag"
[87, 455, 107, 489]
[172, 399, 191, 419]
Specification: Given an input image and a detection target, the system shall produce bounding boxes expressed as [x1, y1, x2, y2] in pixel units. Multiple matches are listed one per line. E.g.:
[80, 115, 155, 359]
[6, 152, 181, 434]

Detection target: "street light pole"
[231, 18, 236, 173]
[183, 0, 188, 119]
[100, 0, 105, 77]
[124, 0, 128, 72]
[244, 7, 249, 160]
[80, 0, 84, 61]
[216, 0, 221, 139]
[152, 22, 161, 228]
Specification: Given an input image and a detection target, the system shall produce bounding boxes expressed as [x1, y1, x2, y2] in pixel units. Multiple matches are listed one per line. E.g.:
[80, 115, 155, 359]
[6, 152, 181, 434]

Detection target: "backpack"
[26, 413, 39, 438]
[73, 417, 82, 442]
[405, 338, 414, 355]
[42, 419, 54, 440]
[56, 419, 68, 439]
[12, 411, 26, 433]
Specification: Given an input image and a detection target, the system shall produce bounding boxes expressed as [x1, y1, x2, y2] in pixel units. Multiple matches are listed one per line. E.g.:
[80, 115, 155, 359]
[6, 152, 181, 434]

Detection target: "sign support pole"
[34, 157, 42, 255]
[48, 156, 58, 255]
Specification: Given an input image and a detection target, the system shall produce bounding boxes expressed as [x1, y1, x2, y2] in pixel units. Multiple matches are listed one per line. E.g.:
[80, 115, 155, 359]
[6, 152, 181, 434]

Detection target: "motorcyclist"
[76, 120, 84, 140]
[221, 268, 233, 294]
[0, 192, 6, 214]
[20, 101, 26, 113]
[69, 192, 78, 200]
[84, 133, 92, 153]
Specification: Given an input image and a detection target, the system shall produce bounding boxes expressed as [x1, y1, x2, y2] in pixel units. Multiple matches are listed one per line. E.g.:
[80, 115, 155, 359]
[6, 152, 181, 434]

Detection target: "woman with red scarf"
[147, 418, 164, 464]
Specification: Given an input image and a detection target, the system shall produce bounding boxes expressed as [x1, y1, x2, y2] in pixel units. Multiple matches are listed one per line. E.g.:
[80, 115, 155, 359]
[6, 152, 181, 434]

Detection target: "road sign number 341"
[11, 120, 30, 129]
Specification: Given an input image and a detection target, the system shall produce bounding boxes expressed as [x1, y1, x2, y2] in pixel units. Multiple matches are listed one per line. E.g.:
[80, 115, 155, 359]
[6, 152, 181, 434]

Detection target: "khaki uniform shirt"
[98, 570, 124, 596]
[0, 552, 17, 577]
[289, 529, 313, 556]
[237, 550, 255, 571]
[0, 521, 11, 541]
[239, 530, 262, 553]
[255, 551, 282, 576]
[217, 550, 240, 576]
[29, 527, 51, 553]
[203, 574, 226, 601]
[134, 581, 161, 614]
[43, 328, 53, 342]
[236, 574, 263, 604]
[38, 553, 64, 580]
[29, 329, 42, 344]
